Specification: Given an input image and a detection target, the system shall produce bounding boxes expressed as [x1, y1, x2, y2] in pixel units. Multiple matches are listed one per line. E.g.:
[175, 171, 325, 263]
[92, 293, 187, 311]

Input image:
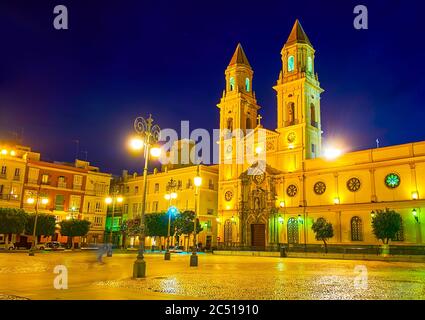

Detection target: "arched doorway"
[287, 217, 299, 244]
[251, 224, 266, 250]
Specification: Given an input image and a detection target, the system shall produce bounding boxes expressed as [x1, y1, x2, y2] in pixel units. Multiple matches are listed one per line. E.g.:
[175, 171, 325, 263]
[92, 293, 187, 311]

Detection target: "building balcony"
[57, 182, 67, 188]
[0, 174, 6, 179]
[0, 194, 20, 201]
[73, 184, 82, 191]
[28, 179, 38, 184]
[13, 175, 20, 181]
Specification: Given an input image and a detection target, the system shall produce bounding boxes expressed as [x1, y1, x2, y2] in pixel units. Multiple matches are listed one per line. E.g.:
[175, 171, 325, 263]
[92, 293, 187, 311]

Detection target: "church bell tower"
[274, 20, 324, 160]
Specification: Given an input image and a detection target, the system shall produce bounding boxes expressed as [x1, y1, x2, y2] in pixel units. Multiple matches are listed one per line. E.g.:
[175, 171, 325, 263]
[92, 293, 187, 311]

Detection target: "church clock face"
[253, 173, 266, 185]
[226, 145, 232, 154]
[224, 190, 233, 201]
[287, 132, 296, 143]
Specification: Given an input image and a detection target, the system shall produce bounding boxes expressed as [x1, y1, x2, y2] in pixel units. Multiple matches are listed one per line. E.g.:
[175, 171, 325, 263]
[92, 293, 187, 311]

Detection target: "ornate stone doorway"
[250, 224, 266, 249]
[287, 217, 299, 244]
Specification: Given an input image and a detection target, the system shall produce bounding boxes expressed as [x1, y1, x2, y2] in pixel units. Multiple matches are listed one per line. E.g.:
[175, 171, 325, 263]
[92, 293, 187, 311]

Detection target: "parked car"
[36, 241, 63, 251]
[169, 246, 184, 253]
[0, 243, 15, 250]
[14, 242, 32, 250]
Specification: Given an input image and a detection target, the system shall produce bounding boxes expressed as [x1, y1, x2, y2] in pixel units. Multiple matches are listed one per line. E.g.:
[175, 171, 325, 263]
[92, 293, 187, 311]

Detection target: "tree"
[59, 219, 91, 249]
[312, 217, 334, 253]
[145, 213, 169, 238]
[174, 211, 203, 249]
[371, 209, 402, 245]
[0, 208, 27, 244]
[25, 214, 56, 238]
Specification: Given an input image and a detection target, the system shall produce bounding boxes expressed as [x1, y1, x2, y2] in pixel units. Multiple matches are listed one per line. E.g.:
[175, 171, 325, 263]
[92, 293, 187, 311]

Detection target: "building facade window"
[73, 175, 83, 190]
[385, 173, 400, 189]
[41, 174, 49, 185]
[245, 78, 250, 92]
[54, 194, 65, 211]
[154, 183, 159, 193]
[1, 166, 7, 177]
[351, 216, 363, 241]
[347, 177, 361, 192]
[229, 77, 235, 91]
[307, 56, 313, 73]
[288, 56, 295, 72]
[58, 176, 66, 188]
[152, 201, 159, 212]
[14, 168, 20, 179]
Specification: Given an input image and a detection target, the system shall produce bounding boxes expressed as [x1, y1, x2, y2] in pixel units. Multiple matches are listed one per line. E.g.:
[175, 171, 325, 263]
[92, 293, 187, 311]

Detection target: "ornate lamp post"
[105, 191, 123, 257]
[164, 178, 177, 260]
[28, 185, 49, 256]
[190, 165, 202, 267]
[130, 114, 161, 278]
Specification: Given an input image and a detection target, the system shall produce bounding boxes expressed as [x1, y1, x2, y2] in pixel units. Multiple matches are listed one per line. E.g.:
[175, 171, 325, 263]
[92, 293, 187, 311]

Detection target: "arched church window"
[307, 56, 313, 73]
[288, 56, 295, 72]
[310, 103, 317, 127]
[229, 77, 235, 91]
[246, 118, 252, 130]
[287, 102, 295, 126]
[227, 118, 233, 131]
[245, 78, 250, 92]
[351, 216, 363, 241]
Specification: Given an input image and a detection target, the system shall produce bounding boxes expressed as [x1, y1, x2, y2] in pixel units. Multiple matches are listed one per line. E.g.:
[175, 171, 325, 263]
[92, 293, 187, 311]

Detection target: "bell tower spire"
[218, 43, 260, 135]
[274, 19, 324, 160]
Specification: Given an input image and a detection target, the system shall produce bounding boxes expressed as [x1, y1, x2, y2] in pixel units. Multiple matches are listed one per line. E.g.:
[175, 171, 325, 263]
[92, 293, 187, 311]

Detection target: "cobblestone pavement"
[0, 251, 425, 300]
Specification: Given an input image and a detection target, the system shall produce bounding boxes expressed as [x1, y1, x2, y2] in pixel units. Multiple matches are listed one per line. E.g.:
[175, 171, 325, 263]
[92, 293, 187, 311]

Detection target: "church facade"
[216, 20, 425, 249]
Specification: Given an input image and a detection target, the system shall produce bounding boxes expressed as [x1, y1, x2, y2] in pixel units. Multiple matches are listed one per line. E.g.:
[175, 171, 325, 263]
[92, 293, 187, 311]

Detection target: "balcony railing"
[0, 194, 20, 201]
[0, 174, 6, 179]
[57, 182, 67, 188]
[13, 175, 20, 181]
[28, 179, 38, 184]
[73, 184, 82, 191]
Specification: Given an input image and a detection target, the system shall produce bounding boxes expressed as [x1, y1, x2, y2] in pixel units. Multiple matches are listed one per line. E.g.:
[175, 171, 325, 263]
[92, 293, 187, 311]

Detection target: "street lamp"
[190, 165, 202, 267]
[131, 114, 161, 278]
[164, 178, 178, 260]
[28, 186, 49, 256]
[105, 191, 124, 257]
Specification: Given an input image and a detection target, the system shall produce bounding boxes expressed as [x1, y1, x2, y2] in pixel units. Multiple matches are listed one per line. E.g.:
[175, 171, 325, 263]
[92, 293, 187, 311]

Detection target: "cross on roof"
[257, 114, 262, 126]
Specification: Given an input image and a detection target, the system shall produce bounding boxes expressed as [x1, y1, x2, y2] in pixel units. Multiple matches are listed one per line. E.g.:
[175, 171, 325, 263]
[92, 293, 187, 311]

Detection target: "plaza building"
[22, 158, 111, 246]
[116, 143, 219, 249]
[216, 20, 425, 249]
[0, 144, 29, 210]
[0, 142, 111, 247]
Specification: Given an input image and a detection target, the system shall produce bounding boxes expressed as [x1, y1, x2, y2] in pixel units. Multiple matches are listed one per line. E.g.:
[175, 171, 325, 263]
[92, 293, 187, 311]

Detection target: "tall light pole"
[190, 165, 202, 267]
[105, 191, 123, 257]
[130, 114, 161, 278]
[164, 178, 177, 260]
[28, 185, 49, 256]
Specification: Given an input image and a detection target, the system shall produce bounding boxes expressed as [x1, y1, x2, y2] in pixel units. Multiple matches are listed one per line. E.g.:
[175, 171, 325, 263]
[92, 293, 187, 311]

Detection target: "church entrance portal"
[250, 224, 266, 250]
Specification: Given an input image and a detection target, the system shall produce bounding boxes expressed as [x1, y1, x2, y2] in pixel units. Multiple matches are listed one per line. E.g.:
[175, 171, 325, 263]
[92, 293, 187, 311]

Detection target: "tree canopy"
[25, 214, 56, 237]
[0, 208, 27, 235]
[174, 210, 203, 236]
[59, 219, 91, 237]
[372, 209, 402, 244]
[312, 217, 334, 253]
